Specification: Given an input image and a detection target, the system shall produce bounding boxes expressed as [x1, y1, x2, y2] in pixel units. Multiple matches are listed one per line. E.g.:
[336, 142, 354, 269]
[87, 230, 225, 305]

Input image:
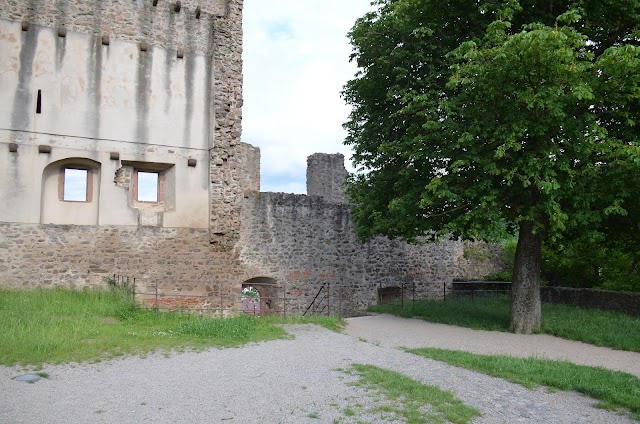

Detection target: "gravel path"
[0, 317, 638, 423]
[344, 314, 640, 378]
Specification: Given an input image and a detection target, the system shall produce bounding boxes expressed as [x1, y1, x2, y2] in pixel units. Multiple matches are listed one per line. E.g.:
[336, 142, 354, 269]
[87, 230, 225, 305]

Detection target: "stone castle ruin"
[0, 0, 501, 315]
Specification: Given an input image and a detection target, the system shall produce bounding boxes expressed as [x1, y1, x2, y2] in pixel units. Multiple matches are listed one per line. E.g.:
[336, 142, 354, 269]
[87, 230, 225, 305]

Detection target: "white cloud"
[242, 0, 374, 193]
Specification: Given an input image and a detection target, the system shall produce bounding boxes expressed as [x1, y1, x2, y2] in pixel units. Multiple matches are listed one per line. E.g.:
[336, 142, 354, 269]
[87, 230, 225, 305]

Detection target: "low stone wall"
[0, 223, 239, 288]
[541, 286, 640, 317]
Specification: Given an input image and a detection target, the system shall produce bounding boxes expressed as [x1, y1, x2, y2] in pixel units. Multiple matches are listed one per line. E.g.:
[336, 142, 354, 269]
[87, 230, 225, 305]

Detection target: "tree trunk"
[510, 221, 542, 334]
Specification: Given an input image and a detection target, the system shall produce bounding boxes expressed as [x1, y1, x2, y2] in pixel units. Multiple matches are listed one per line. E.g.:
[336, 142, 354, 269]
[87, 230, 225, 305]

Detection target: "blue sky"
[242, 0, 376, 194]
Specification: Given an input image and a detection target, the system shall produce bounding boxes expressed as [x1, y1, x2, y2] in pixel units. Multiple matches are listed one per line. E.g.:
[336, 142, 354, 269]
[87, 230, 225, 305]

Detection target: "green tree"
[343, 0, 640, 333]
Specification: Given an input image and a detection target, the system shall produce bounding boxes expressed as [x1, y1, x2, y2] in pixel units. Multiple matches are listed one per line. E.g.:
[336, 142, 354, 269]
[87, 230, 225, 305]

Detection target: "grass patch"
[347, 364, 482, 424]
[270, 314, 344, 332]
[540, 302, 640, 351]
[343, 406, 356, 416]
[409, 348, 640, 419]
[370, 297, 640, 351]
[0, 288, 343, 367]
[371, 296, 509, 331]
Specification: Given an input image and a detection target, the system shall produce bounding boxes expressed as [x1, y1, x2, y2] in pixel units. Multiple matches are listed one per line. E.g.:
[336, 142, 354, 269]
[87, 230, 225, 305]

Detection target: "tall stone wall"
[238, 192, 501, 314]
[209, 0, 245, 250]
[0, 0, 247, 240]
[0, 18, 212, 228]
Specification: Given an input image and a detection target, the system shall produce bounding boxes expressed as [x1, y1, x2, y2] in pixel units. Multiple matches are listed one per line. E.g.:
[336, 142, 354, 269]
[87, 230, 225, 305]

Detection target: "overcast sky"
[242, 0, 376, 194]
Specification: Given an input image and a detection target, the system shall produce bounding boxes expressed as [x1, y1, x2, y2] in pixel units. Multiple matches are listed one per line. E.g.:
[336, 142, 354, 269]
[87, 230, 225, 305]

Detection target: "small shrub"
[483, 271, 512, 282]
[463, 244, 493, 262]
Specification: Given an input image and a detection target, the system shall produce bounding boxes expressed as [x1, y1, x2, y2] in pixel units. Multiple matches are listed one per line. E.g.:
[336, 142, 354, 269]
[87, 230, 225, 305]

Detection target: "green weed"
[347, 364, 482, 424]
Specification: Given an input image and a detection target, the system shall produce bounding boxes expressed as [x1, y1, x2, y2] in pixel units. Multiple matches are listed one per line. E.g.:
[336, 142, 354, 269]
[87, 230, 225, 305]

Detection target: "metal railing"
[110, 275, 512, 317]
[111, 275, 290, 317]
[446, 281, 512, 301]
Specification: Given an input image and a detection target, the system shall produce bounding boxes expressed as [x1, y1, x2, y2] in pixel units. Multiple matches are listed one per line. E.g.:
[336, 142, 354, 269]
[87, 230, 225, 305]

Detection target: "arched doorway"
[241, 277, 278, 316]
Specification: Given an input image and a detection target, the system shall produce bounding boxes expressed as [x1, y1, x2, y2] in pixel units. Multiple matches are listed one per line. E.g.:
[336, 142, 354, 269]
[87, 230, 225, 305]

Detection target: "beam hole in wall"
[36, 90, 42, 114]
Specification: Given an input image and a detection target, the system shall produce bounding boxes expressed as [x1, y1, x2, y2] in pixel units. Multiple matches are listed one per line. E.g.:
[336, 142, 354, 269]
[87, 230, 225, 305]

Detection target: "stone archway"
[241, 277, 278, 316]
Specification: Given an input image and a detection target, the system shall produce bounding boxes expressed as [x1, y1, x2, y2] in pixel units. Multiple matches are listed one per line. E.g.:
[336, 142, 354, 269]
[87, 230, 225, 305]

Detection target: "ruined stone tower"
[0, 0, 250, 243]
[0, 0, 501, 314]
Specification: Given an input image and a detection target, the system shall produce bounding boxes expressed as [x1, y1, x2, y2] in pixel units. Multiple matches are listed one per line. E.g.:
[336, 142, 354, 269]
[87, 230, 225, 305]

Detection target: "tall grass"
[370, 296, 640, 352]
[371, 296, 510, 331]
[0, 288, 342, 367]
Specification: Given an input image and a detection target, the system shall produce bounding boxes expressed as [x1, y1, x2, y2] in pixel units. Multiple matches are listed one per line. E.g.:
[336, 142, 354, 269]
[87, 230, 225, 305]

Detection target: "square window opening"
[137, 171, 159, 203]
[63, 168, 88, 202]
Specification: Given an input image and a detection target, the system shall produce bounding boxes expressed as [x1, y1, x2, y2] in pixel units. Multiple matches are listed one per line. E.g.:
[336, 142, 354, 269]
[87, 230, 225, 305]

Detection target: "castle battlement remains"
[0, 0, 501, 315]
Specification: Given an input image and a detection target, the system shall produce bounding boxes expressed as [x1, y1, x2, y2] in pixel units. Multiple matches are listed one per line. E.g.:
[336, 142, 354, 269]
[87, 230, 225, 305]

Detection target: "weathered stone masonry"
[0, 152, 502, 314]
[0, 0, 502, 314]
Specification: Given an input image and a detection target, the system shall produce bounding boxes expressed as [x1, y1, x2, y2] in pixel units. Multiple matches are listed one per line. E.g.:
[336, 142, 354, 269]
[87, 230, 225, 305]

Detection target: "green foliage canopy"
[343, 0, 640, 244]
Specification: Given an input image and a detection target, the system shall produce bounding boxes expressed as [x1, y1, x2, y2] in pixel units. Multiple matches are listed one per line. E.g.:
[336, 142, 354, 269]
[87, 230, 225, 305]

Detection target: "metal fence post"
[132, 278, 136, 310]
[155, 281, 159, 317]
[283, 286, 287, 318]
